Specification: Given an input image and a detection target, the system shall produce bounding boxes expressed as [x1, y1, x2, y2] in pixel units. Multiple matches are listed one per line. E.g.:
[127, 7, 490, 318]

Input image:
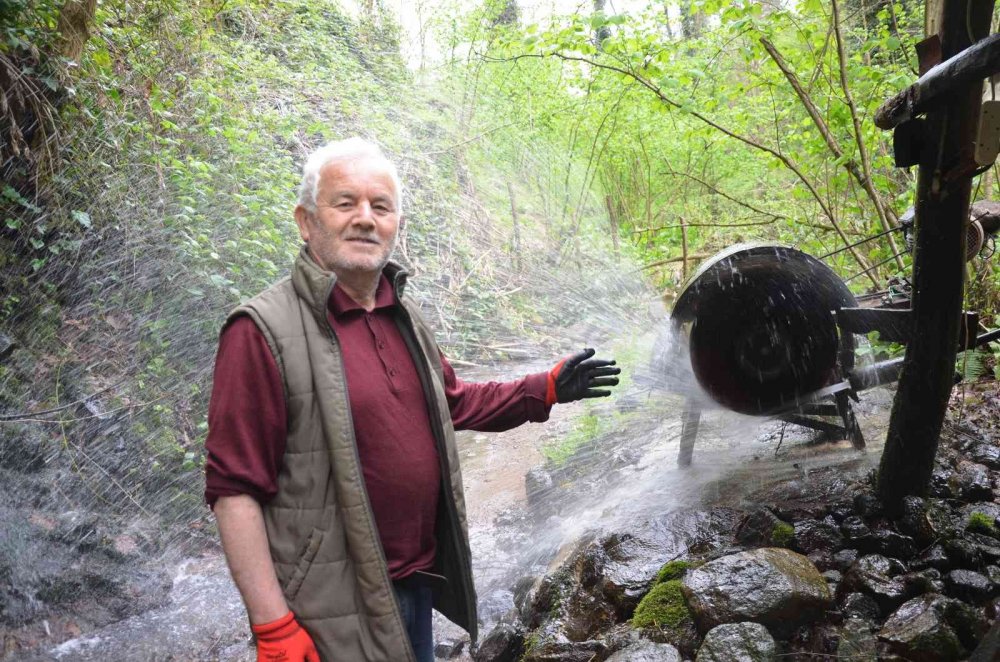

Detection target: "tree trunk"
[593, 0, 611, 48]
[57, 0, 97, 61]
[877, 0, 995, 514]
[604, 194, 620, 263]
[495, 0, 519, 26]
[506, 182, 522, 272]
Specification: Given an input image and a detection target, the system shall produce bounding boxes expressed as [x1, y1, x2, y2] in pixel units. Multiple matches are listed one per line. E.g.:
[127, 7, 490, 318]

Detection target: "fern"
[956, 349, 990, 382]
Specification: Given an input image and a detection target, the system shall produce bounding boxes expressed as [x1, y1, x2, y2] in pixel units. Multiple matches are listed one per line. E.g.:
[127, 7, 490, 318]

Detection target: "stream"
[32, 354, 894, 661]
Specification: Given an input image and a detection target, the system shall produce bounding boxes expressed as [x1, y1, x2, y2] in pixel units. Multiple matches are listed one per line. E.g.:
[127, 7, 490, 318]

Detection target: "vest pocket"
[283, 527, 325, 602]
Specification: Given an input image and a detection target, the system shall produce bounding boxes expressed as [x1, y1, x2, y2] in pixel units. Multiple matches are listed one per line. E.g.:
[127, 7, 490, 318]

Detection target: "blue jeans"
[393, 576, 434, 662]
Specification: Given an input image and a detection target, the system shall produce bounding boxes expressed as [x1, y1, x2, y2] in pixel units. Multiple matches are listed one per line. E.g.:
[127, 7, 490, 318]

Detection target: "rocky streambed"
[467, 385, 1000, 662]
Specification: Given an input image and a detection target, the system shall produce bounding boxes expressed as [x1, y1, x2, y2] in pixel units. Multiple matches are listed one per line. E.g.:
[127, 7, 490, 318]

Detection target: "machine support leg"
[836, 391, 866, 450]
[678, 403, 701, 467]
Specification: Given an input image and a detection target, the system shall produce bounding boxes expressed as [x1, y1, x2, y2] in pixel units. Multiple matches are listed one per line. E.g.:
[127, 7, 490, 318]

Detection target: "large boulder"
[682, 548, 832, 632]
[695, 622, 776, 662]
[878, 593, 988, 662]
[606, 640, 682, 662]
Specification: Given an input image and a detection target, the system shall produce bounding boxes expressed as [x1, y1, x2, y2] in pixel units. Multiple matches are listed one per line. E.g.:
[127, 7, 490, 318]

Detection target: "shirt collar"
[329, 273, 397, 317]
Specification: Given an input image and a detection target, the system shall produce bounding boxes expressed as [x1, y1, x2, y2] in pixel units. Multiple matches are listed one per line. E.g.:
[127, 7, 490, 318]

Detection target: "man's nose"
[352, 201, 376, 226]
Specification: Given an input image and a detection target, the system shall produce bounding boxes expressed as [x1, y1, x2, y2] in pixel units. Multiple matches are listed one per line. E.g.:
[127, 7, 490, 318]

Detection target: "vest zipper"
[320, 294, 417, 662]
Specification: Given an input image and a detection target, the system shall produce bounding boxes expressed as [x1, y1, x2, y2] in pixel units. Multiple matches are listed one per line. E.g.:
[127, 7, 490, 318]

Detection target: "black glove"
[548, 348, 620, 404]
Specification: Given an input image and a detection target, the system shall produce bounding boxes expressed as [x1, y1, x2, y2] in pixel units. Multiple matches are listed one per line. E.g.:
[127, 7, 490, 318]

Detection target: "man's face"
[295, 157, 400, 276]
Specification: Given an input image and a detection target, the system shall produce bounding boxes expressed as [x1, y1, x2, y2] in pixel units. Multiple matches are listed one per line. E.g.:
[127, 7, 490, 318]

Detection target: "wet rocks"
[474, 610, 525, 662]
[682, 548, 831, 632]
[951, 461, 994, 502]
[734, 508, 787, 547]
[521, 638, 606, 662]
[839, 516, 870, 546]
[840, 592, 880, 621]
[970, 619, 1000, 661]
[695, 622, 776, 662]
[899, 496, 937, 544]
[605, 639, 681, 661]
[0, 427, 46, 473]
[836, 618, 878, 662]
[840, 554, 909, 613]
[914, 544, 951, 572]
[967, 442, 1000, 470]
[0, 333, 15, 362]
[435, 638, 466, 658]
[867, 528, 917, 559]
[525, 468, 554, 510]
[877, 593, 987, 662]
[794, 517, 844, 554]
[944, 569, 995, 603]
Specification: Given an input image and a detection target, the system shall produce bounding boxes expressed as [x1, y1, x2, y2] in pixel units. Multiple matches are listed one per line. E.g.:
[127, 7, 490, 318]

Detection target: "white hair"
[297, 137, 402, 213]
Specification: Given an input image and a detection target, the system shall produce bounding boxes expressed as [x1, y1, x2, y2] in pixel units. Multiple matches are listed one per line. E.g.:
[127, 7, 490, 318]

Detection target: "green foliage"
[957, 349, 992, 383]
[966, 512, 997, 537]
[632, 579, 694, 631]
[1, 0, 62, 55]
[771, 522, 795, 547]
[455, 0, 933, 295]
[541, 409, 604, 466]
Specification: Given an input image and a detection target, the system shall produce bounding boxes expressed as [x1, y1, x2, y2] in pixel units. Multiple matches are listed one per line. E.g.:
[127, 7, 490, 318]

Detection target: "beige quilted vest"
[226, 248, 477, 661]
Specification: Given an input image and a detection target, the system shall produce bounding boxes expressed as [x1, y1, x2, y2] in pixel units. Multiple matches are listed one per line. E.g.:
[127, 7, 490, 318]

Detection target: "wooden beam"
[875, 32, 1000, 130]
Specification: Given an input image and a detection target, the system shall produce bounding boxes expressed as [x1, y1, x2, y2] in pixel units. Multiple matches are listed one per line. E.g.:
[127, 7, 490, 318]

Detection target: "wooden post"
[506, 182, 522, 272]
[877, 0, 995, 514]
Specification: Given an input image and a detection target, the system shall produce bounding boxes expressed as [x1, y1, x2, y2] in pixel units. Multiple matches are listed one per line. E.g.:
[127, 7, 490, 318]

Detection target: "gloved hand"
[546, 348, 620, 405]
[252, 611, 320, 662]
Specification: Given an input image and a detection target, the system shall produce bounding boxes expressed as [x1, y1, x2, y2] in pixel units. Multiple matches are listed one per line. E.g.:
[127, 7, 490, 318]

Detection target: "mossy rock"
[655, 560, 693, 584]
[632, 580, 700, 656]
[771, 522, 794, 547]
[966, 511, 997, 537]
[633, 580, 693, 630]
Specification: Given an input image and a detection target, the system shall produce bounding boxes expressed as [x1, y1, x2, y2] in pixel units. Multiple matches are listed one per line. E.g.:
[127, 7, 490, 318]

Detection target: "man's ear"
[293, 205, 312, 243]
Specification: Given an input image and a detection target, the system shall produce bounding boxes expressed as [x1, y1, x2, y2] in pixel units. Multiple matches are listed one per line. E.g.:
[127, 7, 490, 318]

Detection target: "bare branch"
[831, 0, 906, 270]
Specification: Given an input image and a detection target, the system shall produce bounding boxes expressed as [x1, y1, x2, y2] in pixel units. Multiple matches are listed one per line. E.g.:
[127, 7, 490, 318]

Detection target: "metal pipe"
[848, 358, 905, 392]
[976, 328, 1000, 346]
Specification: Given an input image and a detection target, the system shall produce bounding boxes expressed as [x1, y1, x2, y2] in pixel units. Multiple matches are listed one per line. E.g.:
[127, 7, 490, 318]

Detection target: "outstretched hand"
[548, 348, 621, 404]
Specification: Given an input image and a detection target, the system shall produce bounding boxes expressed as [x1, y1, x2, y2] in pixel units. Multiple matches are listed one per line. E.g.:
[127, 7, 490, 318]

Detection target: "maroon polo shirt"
[204, 274, 550, 579]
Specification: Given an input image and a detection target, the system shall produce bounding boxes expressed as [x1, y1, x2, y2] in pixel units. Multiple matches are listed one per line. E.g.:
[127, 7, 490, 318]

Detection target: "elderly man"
[204, 138, 620, 662]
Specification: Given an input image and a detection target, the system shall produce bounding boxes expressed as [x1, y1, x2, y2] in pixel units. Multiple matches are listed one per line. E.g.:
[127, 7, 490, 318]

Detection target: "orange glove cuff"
[252, 611, 319, 662]
[251, 611, 298, 640]
[546, 358, 566, 407]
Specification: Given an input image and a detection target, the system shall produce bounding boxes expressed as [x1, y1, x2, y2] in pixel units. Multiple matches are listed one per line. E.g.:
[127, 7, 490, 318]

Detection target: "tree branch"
[481, 50, 881, 287]
[761, 34, 905, 271]
[831, 0, 907, 270]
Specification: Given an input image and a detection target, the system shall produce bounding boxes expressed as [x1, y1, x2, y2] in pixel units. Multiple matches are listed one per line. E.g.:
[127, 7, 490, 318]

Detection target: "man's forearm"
[214, 494, 289, 624]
